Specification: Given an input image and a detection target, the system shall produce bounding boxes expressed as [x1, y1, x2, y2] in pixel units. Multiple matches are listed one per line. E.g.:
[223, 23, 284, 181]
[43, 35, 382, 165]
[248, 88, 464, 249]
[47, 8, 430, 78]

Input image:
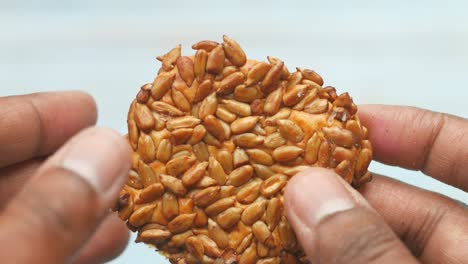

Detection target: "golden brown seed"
[193, 206, 208, 227]
[158, 44, 181, 71]
[230, 116, 259, 134]
[245, 62, 271, 86]
[261, 174, 287, 198]
[216, 106, 237, 123]
[199, 93, 218, 120]
[193, 186, 221, 208]
[264, 86, 283, 116]
[272, 146, 304, 162]
[128, 120, 139, 150]
[222, 35, 247, 67]
[193, 142, 210, 161]
[194, 49, 208, 83]
[335, 159, 353, 183]
[265, 108, 291, 126]
[195, 176, 218, 189]
[136, 83, 152, 103]
[182, 161, 209, 187]
[166, 116, 201, 131]
[322, 126, 354, 148]
[250, 99, 264, 116]
[293, 85, 319, 111]
[355, 148, 372, 177]
[208, 157, 228, 185]
[185, 236, 205, 260]
[305, 98, 328, 114]
[236, 179, 261, 204]
[204, 115, 225, 141]
[166, 155, 196, 177]
[234, 84, 261, 103]
[194, 79, 213, 103]
[246, 149, 274, 166]
[216, 150, 233, 174]
[208, 219, 229, 249]
[172, 88, 191, 112]
[176, 56, 195, 86]
[198, 234, 222, 258]
[138, 133, 156, 163]
[127, 170, 143, 189]
[264, 132, 287, 149]
[239, 242, 257, 264]
[221, 99, 251, 117]
[137, 229, 171, 245]
[252, 221, 271, 244]
[151, 71, 176, 100]
[134, 103, 155, 132]
[206, 45, 225, 74]
[252, 164, 275, 180]
[168, 230, 193, 248]
[150, 101, 184, 116]
[227, 165, 254, 187]
[305, 132, 321, 164]
[297, 67, 324, 86]
[233, 148, 250, 168]
[217, 71, 245, 95]
[278, 216, 296, 249]
[192, 40, 219, 51]
[167, 213, 196, 234]
[135, 183, 165, 204]
[129, 204, 156, 227]
[283, 84, 309, 106]
[170, 128, 193, 145]
[262, 60, 284, 93]
[241, 200, 267, 225]
[216, 207, 242, 229]
[277, 119, 304, 143]
[156, 139, 172, 163]
[318, 140, 331, 167]
[265, 197, 282, 231]
[333, 146, 354, 163]
[187, 124, 207, 145]
[162, 192, 179, 220]
[233, 133, 264, 148]
[138, 160, 159, 187]
[257, 257, 280, 264]
[205, 196, 236, 217]
[160, 174, 187, 196]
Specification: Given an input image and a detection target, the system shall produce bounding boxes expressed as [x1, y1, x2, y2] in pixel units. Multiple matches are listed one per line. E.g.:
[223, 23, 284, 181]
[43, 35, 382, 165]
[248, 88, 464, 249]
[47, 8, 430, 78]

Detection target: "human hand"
[0, 92, 131, 263]
[285, 105, 468, 263]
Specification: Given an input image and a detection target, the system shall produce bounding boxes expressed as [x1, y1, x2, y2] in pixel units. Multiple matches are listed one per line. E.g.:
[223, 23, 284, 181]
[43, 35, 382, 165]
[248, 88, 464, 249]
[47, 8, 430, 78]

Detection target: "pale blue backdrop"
[1, 1, 467, 263]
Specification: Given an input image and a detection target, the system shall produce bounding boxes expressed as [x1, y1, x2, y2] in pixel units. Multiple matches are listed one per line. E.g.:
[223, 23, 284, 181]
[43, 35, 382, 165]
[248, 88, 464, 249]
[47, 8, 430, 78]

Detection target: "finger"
[0, 128, 131, 263]
[0, 91, 97, 168]
[72, 213, 129, 264]
[359, 104, 468, 191]
[0, 158, 43, 209]
[285, 168, 418, 264]
[360, 174, 468, 263]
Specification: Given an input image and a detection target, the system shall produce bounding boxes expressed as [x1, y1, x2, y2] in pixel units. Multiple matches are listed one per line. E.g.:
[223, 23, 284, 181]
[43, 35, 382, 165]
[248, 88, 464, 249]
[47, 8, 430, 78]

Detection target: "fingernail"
[285, 168, 355, 226]
[59, 128, 131, 192]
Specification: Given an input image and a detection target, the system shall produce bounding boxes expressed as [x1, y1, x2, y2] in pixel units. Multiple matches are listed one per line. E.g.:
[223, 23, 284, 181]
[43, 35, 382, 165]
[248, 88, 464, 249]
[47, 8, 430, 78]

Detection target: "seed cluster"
[117, 35, 373, 264]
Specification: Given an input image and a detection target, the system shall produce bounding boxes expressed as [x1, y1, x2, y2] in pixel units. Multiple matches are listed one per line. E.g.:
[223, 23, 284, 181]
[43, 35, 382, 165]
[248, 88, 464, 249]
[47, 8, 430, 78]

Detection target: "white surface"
[1, 1, 467, 263]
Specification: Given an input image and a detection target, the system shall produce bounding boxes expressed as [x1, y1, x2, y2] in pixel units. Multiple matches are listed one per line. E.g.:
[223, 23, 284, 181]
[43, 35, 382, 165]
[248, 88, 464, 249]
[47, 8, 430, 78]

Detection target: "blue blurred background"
[1, 1, 467, 263]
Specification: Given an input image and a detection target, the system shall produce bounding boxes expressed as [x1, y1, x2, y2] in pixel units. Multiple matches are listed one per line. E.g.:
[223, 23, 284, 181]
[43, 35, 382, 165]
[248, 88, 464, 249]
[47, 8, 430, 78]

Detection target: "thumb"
[285, 168, 418, 264]
[0, 128, 131, 263]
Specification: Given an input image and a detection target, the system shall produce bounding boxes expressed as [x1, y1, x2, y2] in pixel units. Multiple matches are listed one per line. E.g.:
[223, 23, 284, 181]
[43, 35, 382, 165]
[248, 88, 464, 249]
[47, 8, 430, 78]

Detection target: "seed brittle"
[118, 36, 372, 264]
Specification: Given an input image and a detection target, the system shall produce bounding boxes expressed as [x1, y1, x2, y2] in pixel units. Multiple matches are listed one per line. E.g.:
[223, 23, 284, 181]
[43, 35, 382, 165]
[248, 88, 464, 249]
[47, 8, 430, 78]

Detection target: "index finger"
[358, 104, 468, 191]
[0, 91, 97, 168]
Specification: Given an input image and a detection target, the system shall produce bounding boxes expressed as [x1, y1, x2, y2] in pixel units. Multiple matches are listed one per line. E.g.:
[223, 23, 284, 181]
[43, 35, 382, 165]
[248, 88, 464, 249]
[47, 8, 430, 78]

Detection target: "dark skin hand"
[285, 105, 468, 263]
[0, 91, 131, 263]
